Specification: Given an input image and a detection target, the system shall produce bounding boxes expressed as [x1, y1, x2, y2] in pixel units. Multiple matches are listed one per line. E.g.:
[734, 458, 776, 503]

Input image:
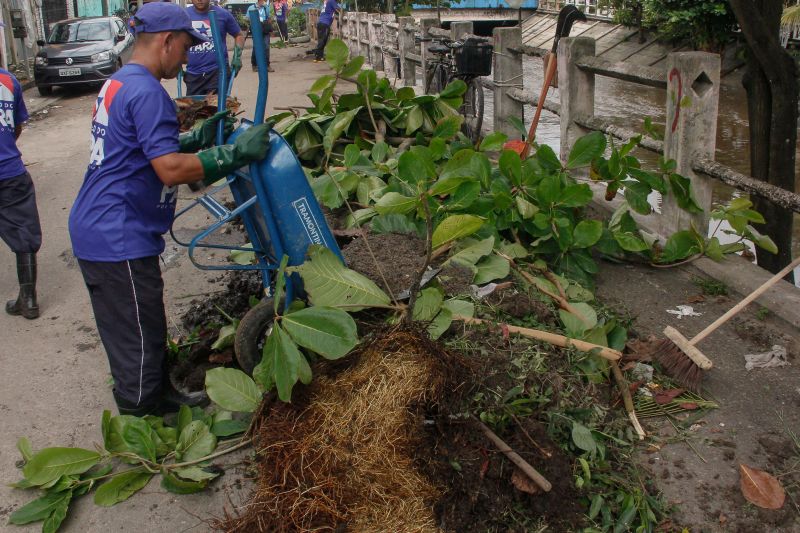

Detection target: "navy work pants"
[315, 22, 330, 60]
[0, 172, 42, 254]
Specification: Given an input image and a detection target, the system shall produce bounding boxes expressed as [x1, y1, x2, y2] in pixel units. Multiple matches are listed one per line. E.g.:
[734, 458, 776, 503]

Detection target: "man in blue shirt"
[184, 0, 245, 95]
[248, 0, 274, 72]
[313, 0, 339, 62]
[0, 68, 41, 320]
[69, 2, 272, 416]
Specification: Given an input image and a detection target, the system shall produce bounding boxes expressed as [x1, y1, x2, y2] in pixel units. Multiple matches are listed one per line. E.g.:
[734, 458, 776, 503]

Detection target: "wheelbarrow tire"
[234, 298, 276, 375]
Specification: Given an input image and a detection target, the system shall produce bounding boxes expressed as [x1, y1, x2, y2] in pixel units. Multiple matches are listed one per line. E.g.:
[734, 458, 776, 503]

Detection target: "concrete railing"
[305, 14, 800, 245]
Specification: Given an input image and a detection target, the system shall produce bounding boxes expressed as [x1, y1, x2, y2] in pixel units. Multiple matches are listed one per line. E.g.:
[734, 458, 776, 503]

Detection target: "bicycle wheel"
[460, 76, 484, 145]
[426, 63, 449, 95]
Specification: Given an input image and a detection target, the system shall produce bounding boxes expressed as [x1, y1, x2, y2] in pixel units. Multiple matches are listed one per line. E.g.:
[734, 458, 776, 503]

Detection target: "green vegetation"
[692, 276, 728, 296]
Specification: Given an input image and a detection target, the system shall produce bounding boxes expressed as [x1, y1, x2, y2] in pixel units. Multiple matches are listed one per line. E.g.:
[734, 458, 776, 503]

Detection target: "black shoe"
[6, 253, 39, 319]
[159, 382, 209, 415]
[114, 390, 160, 417]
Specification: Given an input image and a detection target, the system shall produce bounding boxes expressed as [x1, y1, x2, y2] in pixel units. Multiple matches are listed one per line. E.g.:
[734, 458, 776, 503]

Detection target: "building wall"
[74, 0, 126, 17]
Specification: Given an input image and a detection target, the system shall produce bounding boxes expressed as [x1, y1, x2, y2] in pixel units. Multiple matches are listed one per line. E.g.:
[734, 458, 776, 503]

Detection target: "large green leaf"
[433, 116, 463, 139]
[9, 491, 72, 525]
[42, 490, 72, 533]
[668, 173, 703, 213]
[479, 132, 508, 152]
[174, 466, 220, 482]
[17, 436, 34, 462]
[324, 38, 349, 70]
[211, 419, 249, 437]
[571, 422, 597, 453]
[204, 367, 261, 413]
[161, 469, 207, 495]
[282, 306, 358, 360]
[340, 55, 365, 78]
[623, 181, 653, 215]
[356, 176, 387, 205]
[405, 105, 424, 135]
[371, 214, 420, 235]
[439, 79, 467, 98]
[473, 255, 510, 284]
[323, 108, 361, 154]
[445, 236, 494, 268]
[412, 287, 444, 322]
[176, 421, 217, 462]
[431, 215, 485, 249]
[23, 448, 102, 486]
[264, 325, 313, 402]
[427, 307, 453, 340]
[121, 418, 157, 463]
[559, 183, 593, 207]
[288, 245, 390, 311]
[374, 192, 418, 215]
[572, 220, 603, 248]
[659, 229, 703, 263]
[443, 299, 475, 318]
[94, 471, 153, 507]
[567, 131, 606, 169]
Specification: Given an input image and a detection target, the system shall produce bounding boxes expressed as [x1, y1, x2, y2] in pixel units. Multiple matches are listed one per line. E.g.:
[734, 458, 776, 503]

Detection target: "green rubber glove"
[198, 122, 273, 184]
[231, 45, 243, 77]
[179, 110, 236, 153]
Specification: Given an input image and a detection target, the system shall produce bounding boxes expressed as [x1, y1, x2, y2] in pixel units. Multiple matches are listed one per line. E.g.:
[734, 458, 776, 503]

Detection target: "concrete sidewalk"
[0, 43, 326, 533]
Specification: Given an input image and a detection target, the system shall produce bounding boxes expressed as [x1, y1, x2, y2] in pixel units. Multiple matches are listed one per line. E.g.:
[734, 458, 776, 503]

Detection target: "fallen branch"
[609, 361, 646, 440]
[474, 417, 552, 492]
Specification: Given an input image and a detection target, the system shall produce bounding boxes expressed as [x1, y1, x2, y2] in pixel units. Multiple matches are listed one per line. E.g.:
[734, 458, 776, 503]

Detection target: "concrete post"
[662, 52, 720, 235]
[492, 26, 523, 139]
[367, 14, 380, 69]
[398, 16, 415, 87]
[558, 37, 595, 163]
[419, 18, 438, 93]
[451, 21, 473, 41]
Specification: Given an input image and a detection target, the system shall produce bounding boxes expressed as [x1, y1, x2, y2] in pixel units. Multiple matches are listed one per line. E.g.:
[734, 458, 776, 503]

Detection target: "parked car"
[34, 16, 134, 96]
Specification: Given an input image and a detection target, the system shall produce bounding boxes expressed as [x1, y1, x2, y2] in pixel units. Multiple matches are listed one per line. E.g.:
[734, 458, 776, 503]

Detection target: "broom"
[651, 255, 800, 391]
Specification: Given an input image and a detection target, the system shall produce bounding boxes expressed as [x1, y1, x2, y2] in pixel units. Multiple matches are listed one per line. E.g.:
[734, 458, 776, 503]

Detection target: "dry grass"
[217, 327, 465, 533]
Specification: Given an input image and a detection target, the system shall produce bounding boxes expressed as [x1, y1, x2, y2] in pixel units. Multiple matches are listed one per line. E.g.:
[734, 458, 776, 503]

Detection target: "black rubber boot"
[114, 390, 160, 417]
[6, 253, 39, 319]
[159, 379, 209, 415]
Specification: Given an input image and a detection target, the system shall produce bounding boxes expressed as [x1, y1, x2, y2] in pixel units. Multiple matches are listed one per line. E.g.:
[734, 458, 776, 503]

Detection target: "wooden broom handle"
[520, 53, 558, 159]
[453, 315, 621, 361]
[690, 256, 800, 346]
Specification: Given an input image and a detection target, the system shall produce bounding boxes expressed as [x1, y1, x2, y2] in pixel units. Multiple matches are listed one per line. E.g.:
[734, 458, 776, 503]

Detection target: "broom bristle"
[650, 338, 704, 392]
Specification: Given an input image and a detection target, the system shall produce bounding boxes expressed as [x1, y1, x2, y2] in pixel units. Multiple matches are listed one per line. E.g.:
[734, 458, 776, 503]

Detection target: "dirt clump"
[342, 233, 426, 297]
[489, 287, 556, 324]
[437, 262, 475, 296]
[181, 270, 264, 331]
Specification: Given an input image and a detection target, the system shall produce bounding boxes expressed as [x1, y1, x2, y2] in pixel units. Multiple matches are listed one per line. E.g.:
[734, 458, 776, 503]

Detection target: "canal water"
[481, 55, 800, 282]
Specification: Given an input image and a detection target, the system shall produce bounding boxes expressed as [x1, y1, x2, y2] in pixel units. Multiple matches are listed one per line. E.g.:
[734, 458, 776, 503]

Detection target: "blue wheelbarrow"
[170, 9, 343, 373]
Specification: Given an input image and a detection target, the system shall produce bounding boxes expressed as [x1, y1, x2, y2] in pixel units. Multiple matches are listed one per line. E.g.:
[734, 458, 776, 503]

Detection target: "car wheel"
[37, 85, 53, 96]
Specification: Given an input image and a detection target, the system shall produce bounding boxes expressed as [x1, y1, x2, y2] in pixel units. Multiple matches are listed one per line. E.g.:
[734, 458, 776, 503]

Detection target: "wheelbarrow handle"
[248, 7, 268, 126]
[208, 10, 228, 146]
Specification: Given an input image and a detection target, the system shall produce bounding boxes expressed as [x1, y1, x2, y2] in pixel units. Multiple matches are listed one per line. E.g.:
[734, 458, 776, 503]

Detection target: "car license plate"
[58, 68, 81, 77]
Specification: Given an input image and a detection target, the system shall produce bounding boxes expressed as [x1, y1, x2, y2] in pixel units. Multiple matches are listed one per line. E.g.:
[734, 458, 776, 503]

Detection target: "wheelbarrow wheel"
[234, 298, 276, 375]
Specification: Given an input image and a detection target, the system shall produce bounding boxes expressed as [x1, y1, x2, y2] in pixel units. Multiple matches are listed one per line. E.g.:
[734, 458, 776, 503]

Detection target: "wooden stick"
[520, 51, 557, 159]
[610, 361, 646, 440]
[454, 315, 622, 361]
[474, 417, 552, 492]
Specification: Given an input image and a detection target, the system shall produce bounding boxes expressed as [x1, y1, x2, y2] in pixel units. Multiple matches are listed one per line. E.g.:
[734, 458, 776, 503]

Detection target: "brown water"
[482, 56, 800, 280]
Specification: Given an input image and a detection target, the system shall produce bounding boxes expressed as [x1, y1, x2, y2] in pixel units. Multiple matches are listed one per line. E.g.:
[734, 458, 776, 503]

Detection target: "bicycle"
[419, 36, 492, 144]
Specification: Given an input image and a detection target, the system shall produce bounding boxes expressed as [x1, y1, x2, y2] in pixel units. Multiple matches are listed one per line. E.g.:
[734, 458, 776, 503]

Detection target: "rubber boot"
[6, 253, 39, 319]
[159, 380, 209, 415]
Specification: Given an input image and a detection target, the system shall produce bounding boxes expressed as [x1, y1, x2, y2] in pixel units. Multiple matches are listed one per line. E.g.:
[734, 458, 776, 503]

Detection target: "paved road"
[0, 43, 328, 533]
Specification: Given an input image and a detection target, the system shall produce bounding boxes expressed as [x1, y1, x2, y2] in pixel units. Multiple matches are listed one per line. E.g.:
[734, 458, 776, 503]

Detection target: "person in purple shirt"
[313, 0, 340, 61]
[184, 0, 245, 95]
[69, 2, 271, 416]
[275, 0, 289, 43]
[0, 68, 41, 320]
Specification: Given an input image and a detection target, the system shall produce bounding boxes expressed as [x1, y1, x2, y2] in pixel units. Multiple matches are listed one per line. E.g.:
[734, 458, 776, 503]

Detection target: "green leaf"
[537, 174, 561, 205]
[121, 418, 158, 463]
[613, 231, 649, 252]
[371, 214, 420, 235]
[94, 471, 153, 507]
[343, 143, 361, 167]
[356, 176, 387, 205]
[273, 255, 290, 315]
[412, 287, 445, 322]
[499, 150, 522, 184]
[374, 192, 418, 215]
[176, 421, 217, 462]
[177, 405, 192, 437]
[340, 55, 365, 78]
[211, 321, 239, 351]
[445, 236, 494, 268]
[23, 448, 102, 486]
[323, 108, 361, 154]
[572, 220, 603, 248]
[174, 466, 219, 482]
[432, 215, 485, 249]
[559, 183, 593, 207]
[571, 422, 596, 453]
[443, 299, 475, 318]
[623, 181, 653, 215]
[371, 140, 389, 163]
[560, 310, 588, 337]
[265, 325, 313, 402]
[536, 144, 561, 171]
[744, 225, 778, 254]
[41, 490, 72, 533]
[17, 437, 34, 462]
[161, 469, 207, 494]
[659, 230, 703, 263]
[229, 243, 255, 266]
[668, 173, 703, 213]
[309, 74, 335, 93]
[211, 419, 249, 437]
[282, 306, 358, 360]
[204, 367, 261, 413]
[405, 105, 424, 135]
[439, 79, 467, 98]
[473, 255, 510, 284]
[288, 245, 390, 311]
[324, 38, 349, 70]
[567, 132, 606, 169]
[433, 116, 463, 140]
[479, 132, 508, 152]
[9, 491, 72, 525]
[427, 308, 453, 340]
[397, 149, 433, 185]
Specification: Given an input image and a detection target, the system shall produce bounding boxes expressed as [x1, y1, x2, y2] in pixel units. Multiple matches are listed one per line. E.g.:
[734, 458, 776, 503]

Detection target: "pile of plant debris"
[176, 94, 242, 132]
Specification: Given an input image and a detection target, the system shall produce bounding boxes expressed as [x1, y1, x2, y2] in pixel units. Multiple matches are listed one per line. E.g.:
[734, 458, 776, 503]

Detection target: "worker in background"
[248, 0, 274, 72]
[313, 0, 339, 62]
[68, 2, 272, 417]
[184, 0, 244, 95]
[0, 66, 41, 320]
[275, 0, 289, 43]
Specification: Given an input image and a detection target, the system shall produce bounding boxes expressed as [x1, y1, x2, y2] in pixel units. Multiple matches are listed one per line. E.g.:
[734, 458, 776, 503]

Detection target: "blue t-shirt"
[276, 3, 288, 22]
[319, 0, 338, 26]
[186, 5, 242, 75]
[0, 69, 29, 181]
[69, 64, 180, 262]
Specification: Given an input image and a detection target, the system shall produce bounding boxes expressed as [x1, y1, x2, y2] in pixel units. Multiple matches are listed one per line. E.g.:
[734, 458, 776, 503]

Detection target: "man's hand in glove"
[231, 45, 243, 77]
[198, 121, 274, 184]
[179, 110, 236, 153]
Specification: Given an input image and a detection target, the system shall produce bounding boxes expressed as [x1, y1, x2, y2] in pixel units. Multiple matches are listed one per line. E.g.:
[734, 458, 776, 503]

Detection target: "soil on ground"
[342, 232, 427, 296]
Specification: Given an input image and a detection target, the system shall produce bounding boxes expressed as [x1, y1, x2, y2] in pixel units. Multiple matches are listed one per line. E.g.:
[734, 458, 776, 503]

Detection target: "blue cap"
[132, 2, 208, 45]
